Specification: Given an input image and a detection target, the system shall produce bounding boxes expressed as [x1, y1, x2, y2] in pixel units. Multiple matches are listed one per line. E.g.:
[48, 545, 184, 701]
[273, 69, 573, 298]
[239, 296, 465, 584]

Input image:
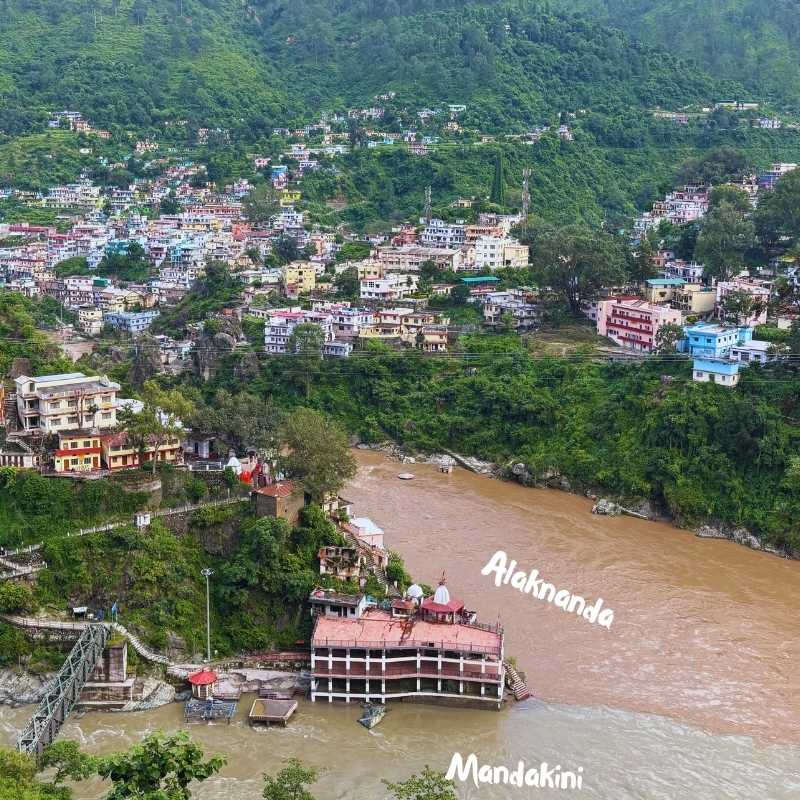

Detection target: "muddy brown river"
[2, 451, 799, 798]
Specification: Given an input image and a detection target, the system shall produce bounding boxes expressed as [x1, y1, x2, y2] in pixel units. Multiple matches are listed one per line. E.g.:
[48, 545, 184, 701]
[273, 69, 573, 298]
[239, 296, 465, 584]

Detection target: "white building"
[473, 237, 529, 271]
[14, 372, 120, 433]
[360, 274, 419, 303]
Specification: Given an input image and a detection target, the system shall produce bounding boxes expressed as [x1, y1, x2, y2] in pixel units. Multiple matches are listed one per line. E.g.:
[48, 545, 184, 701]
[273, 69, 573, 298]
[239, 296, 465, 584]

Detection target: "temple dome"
[405, 584, 424, 600]
[433, 582, 450, 605]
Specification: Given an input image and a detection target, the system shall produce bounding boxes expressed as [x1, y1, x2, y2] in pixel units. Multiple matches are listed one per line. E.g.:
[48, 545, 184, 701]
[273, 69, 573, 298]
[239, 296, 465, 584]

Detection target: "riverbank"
[355, 442, 798, 561]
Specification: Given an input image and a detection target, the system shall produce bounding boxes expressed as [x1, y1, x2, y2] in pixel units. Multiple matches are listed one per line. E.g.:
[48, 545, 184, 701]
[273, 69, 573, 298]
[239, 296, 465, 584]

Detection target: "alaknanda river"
[2, 451, 799, 798]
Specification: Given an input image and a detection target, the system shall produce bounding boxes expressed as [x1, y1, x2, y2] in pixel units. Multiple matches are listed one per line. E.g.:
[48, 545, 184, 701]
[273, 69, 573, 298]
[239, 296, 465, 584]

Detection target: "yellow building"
[674, 284, 717, 315]
[54, 432, 102, 473]
[281, 190, 302, 206]
[282, 262, 318, 294]
[101, 432, 183, 471]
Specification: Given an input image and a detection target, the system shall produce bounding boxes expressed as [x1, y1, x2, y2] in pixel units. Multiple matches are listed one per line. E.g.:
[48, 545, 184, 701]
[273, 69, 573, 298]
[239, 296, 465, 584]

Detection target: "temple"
[310, 576, 505, 709]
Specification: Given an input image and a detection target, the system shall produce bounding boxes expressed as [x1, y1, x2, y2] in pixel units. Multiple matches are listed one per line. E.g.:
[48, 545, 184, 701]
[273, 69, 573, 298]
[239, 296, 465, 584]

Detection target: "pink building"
[596, 297, 683, 352]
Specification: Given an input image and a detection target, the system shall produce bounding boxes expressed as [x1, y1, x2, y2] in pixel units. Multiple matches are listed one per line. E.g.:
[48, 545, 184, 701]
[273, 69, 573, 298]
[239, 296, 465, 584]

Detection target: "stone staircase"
[341, 527, 401, 598]
[504, 661, 531, 701]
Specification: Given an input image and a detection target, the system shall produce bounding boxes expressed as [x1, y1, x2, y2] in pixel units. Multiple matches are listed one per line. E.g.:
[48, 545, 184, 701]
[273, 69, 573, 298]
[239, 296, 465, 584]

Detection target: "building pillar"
[459, 680, 464, 694]
[416, 678, 420, 692]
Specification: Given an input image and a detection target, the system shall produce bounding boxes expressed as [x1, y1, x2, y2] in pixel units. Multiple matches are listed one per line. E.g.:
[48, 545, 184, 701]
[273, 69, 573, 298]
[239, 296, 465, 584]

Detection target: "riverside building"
[310, 578, 505, 708]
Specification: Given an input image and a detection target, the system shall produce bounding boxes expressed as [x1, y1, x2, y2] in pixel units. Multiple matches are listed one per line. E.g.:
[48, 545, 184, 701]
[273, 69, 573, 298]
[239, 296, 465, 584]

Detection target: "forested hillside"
[0, 0, 747, 135]
[559, 0, 800, 106]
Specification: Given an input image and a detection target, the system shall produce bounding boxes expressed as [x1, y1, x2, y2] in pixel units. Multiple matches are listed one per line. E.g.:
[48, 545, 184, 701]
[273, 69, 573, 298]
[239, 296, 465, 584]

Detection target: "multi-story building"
[715, 278, 771, 325]
[596, 297, 683, 352]
[681, 322, 771, 387]
[481, 290, 540, 331]
[643, 278, 686, 304]
[53, 431, 103, 473]
[419, 219, 465, 249]
[672, 284, 717, 316]
[282, 262, 319, 295]
[15, 372, 120, 433]
[103, 309, 160, 336]
[360, 274, 419, 303]
[100, 431, 183, 471]
[263, 309, 352, 357]
[377, 245, 463, 273]
[310, 579, 505, 708]
[664, 260, 705, 282]
[757, 162, 798, 191]
[473, 237, 529, 271]
[77, 306, 103, 335]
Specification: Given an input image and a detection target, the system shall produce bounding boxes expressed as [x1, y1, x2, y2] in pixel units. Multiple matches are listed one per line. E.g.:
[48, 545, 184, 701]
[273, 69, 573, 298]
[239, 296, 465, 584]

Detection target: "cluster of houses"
[587, 263, 795, 386]
[0, 371, 183, 472]
[634, 163, 798, 241]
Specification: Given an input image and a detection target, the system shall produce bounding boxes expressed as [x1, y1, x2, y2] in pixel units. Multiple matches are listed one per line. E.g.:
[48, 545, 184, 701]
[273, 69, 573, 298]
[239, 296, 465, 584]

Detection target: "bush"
[0, 581, 34, 613]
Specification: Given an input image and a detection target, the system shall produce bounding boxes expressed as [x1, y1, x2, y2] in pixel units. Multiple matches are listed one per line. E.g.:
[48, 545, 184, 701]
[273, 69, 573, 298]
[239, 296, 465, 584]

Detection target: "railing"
[312, 639, 502, 657]
[313, 664, 501, 680]
[17, 624, 109, 755]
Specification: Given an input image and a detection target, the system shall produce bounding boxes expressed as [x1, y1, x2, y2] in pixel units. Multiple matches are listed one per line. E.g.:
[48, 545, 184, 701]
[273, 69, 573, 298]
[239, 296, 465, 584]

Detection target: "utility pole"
[201, 568, 213, 662]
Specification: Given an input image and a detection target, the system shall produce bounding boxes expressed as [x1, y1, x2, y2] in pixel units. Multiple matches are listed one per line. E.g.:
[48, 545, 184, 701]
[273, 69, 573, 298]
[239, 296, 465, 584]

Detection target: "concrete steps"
[504, 661, 531, 701]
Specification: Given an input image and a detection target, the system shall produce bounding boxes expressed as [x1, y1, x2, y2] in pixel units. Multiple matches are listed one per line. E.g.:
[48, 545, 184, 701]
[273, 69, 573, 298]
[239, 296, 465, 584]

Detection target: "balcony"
[312, 663, 501, 681]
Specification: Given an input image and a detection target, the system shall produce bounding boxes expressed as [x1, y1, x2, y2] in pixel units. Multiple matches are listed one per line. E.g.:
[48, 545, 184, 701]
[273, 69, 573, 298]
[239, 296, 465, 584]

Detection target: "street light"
[200, 568, 213, 663]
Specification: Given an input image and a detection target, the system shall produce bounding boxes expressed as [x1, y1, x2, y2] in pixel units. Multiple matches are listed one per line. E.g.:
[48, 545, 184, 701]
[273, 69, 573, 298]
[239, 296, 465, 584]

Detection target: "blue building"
[104, 309, 160, 336]
[681, 322, 754, 387]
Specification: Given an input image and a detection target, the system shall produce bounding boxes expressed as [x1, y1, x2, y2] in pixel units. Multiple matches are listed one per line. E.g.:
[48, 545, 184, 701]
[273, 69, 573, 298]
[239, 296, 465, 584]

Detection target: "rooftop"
[187, 669, 218, 686]
[253, 480, 296, 498]
[312, 609, 502, 656]
[309, 588, 363, 607]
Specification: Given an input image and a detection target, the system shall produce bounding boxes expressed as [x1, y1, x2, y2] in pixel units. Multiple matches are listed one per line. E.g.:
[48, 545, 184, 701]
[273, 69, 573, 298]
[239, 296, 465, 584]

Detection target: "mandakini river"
[2, 450, 799, 798]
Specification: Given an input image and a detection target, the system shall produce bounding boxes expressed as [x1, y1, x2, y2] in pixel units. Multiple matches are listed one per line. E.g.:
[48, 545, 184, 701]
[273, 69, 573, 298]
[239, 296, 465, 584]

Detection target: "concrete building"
[77, 305, 103, 335]
[360, 274, 418, 303]
[310, 579, 504, 708]
[596, 297, 683, 352]
[473, 237, 529, 270]
[15, 372, 120, 434]
[103, 309, 160, 336]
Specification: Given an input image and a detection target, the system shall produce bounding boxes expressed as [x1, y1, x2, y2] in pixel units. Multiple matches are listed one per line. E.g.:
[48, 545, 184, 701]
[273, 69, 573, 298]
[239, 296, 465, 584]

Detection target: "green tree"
[719, 289, 766, 326]
[262, 758, 318, 800]
[708, 185, 751, 213]
[191, 391, 283, 460]
[333, 266, 360, 301]
[120, 381, 195, 476]
[38, 741, 96, 789]
[490, 150, 505, 206]
[755, 169, 800, 249]
[530, 223, 626, 315]
[384, 767, 458, 800]
[286, 323, 325, 400]
[654, 322, 684, 354]
[160, 192, 180, 215]
[96, 731, 224, 800]
[279, 408, 357, 501]
[243, 182, 280, 226]
[695, 202, 755, 281]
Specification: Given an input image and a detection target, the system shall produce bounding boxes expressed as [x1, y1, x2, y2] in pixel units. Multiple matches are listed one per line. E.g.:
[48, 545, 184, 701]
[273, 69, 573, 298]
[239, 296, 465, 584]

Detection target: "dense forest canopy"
[558, 0, 800, 106]
[0, 0, 750, 135]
